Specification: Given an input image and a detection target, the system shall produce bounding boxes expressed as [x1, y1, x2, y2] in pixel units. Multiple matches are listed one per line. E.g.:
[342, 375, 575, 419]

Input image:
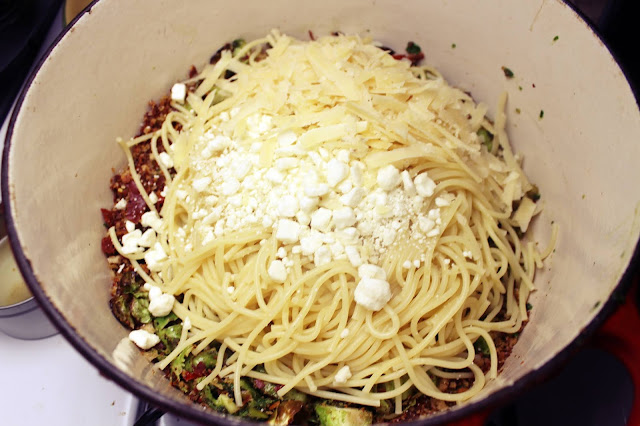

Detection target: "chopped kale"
[526, 185, 541, 201]
[553, 35, 559, 42]
[130, 296, 151, 324]
[539, 110, 544, 119]
[154, 312, 178, 331]
[526, 302, 533, 311]
[473, 336, 491, 356]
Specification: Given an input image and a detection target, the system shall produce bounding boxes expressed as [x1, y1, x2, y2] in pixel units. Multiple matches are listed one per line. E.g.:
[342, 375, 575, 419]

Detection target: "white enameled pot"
[3, 0, 639, 424]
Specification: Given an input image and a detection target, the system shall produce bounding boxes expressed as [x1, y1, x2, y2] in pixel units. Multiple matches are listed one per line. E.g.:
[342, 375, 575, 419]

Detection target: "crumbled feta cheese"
[275, 219, 301, 244]
[463, 250, 473, 259]
[435, 196, 451, 207]
[350, 163, 364, 186]
[227, 286, 235, 294]
[340, 187, 365, 208]
[340, 328, 350, 338]
[147, 286, 175, 317]
[326, 159, 349, 187]
[300, 231, 324, 256]
[125, 221, 136, 233]
[121, 230, 143, 254]
[192, 177, 212, 192]
[358, 264, 387, 280]
[170, 83, 187, 103]
[268, 260, 288, 283]
[413, 259, 421, 268]
[304, 183, 330, 197]
[265, 168, 285, 184]
[443, 258, 451, 265]
[183, 317, 192, 331]
[299, 196, 319, 213]
[354, 277, 392, 311]
[114, 198, 127, 210]
[141, 211, 163, 231]
[345, 246, 362, 267]
[333, 207, 356, 229]
[138, 229, 156, 247]
[144, 242, 167, 271]
[278, 195, 299, 217]
[414, 173, 436, 197]
[402, 260, 412, 269]
[149, 192, 158, 204]
[275, 157, 298, 171]
[314, 246, 332, 266]
[129, 329, 160, 350]
[333, 365, 352, 384]
[157, 152, 174, 169]
[220, 178, 241, 195]
[377, 165, 402, 191]
[400, 170, 416, 196]
[311, 208, 333, 231]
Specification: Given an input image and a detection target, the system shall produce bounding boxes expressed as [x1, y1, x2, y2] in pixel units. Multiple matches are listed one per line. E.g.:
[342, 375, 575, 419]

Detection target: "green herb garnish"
[539, 110, 544, 119]
[477, 128, 494, 151]
[406, 41, 421, 55]
[526, 302, 533, 311]
[451, 43, 456, 49]
[553, 35, 559, 42]
[502, 66, 514, 78]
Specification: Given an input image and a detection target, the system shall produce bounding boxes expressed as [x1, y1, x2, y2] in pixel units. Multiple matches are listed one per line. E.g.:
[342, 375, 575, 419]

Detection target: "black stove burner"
[0, 0, 62, 125]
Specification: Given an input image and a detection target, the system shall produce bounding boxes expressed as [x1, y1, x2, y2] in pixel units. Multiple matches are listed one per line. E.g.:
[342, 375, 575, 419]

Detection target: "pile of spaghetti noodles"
[108, 30, 556, 414]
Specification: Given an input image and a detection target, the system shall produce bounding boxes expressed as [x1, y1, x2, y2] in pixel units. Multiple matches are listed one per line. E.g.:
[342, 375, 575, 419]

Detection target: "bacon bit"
[101, 208, 116, 227]
[308, 30, 316, 41]
[392, 52, 424, 66]
[101, 236, 117, 255]
[182, 362, 208, 381]
[253, 379, 265, 390]
[125, 181, 147, 222]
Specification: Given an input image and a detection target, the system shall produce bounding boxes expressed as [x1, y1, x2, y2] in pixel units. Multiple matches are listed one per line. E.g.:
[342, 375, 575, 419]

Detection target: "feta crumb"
[265, 168, 285, 184]
[402, 260, 412, 269]
[340, 187, 365, 208]
[125, 221, 136, 233]
[157, 152, 174, 169]
[443, 258, 451, 265]
[333, 365, 352, 384]
[358, 264, 387, 280]
[144, 242, 167, 272]
[345, 246, 362, 267]
[413, 259, 421, 268]
[192, 176, 212, 192]
[326, 159, 349, 187]
[275, 219, 301, 244]
[276, 247, 287, 259]
[435, 196, 451, 207]
[354, 277, 392, 311]
[117, 264, 125, 274]
[138, 229, 156, 247]
[141, 211, 163, 231]
[275, 157, 298, 171]
[333, 207, 356, 229]
[129, 329, 160, 350]
[340, 328, 350, 338]
[414, 173, 436, 197]
[463, 250, 473, 259]
[220, 178, 241, 195]
[268, 260, 288, 283]
[377, 165, 402, 191]
[227, 286, 235, 294]
[277, 195, 299, 217]
[114, 198, 127, 210]
[148, 289, 175, 317]
[300, 232, 324, 256]
[149, 192, 158, 204]
[170, 83, 187, 103]
[304, 183, 330, 197]
[400, 170, 417, 195]
[121, 230, 143, 254]
[350, 163, 364, 187]
[314, 246, 332, 266]
[184, 317, 192, 331]
[311, 208, 333, 231]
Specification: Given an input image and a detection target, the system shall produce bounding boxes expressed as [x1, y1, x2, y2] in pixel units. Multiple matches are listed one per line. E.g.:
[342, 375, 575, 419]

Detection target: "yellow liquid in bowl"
[0, 238, 32, 307]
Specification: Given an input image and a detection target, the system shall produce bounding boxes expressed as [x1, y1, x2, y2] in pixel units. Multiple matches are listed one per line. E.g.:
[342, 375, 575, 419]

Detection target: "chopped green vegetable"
[405, 41, 421, 55]
[232, 38, 246, 54]
[477, 128, 494, 151]
[153, 312, 178, 331]
[515, 108, 521, 114]
[171, 346, 192, 378]
[526, 302, 533, 311]
[539, 110, 544, 119]
[157, 324, 182, 350]
[186, 349, 218, 371]
[130, 296, 151, 324]
[451, 43, 456, 49]
[111, 295, 135, 329]
[473, 336, 491, 356]
[518, 85, 523, 91]
[553, 35, 559, 42]
[315, 404, 373, 426]
[501, 66, 514, 78]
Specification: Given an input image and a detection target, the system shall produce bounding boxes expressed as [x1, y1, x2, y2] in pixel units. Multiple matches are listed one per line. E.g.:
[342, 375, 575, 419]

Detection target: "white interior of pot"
[5, 0, 640, 423]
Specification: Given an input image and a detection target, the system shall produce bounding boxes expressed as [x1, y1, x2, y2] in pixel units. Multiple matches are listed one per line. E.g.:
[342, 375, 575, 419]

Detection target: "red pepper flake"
[308, 30, 316, 41]
[101, 208, 116, 227]
[253, 379, 265, 390]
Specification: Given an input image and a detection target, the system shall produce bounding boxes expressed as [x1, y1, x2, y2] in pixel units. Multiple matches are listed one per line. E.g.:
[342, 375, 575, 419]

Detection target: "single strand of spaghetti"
[196, 341, 228, 390]
[118, 139, 159, 216]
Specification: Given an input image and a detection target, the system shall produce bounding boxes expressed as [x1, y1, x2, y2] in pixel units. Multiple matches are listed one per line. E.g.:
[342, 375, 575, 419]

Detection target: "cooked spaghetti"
[103, 31, 556, 420]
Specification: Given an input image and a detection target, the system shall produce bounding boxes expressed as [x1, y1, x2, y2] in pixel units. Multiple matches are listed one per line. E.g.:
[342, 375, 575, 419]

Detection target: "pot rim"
[2, 0, 639, 424]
